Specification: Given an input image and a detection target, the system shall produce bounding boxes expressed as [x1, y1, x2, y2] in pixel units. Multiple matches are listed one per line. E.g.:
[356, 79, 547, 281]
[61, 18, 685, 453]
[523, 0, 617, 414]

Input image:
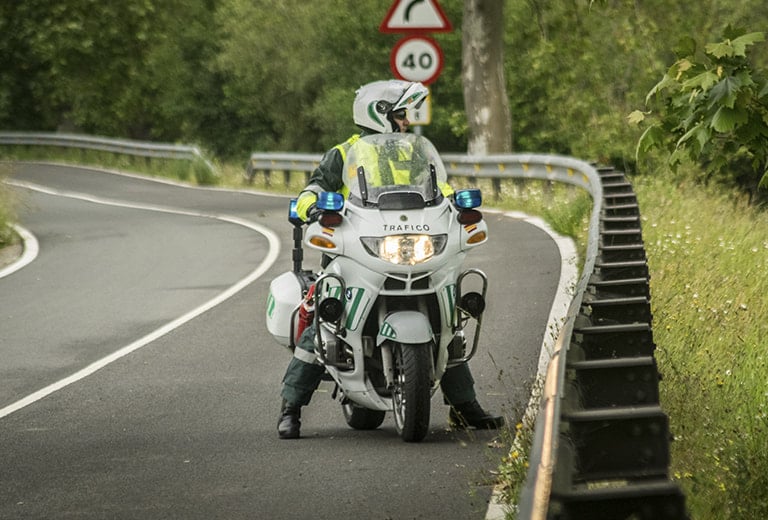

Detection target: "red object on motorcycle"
[457, 209, 483, 225]
[295, 284, 316, 341]
[319, 212, 343, 227]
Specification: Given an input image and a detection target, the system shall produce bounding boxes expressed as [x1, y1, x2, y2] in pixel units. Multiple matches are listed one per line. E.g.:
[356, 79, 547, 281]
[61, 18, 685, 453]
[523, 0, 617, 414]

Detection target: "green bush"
[0, 164, 17, 247]
[632, 28, 768, 201]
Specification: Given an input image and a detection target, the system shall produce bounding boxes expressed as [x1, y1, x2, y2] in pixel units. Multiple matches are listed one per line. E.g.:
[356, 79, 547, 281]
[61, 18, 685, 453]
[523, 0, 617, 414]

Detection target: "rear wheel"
[391, 342, 433, 442]
[342, 401, 386, 430]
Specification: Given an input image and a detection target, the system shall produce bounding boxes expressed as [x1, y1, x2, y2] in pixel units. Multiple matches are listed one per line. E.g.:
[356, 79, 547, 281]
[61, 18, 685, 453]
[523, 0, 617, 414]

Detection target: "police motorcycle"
[266, 133, 489, 442]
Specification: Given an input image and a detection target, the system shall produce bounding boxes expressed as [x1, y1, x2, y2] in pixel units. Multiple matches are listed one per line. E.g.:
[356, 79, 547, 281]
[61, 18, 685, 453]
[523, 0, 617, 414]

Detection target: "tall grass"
[0, 163, 17, 248]
[634, 173, 768, 519]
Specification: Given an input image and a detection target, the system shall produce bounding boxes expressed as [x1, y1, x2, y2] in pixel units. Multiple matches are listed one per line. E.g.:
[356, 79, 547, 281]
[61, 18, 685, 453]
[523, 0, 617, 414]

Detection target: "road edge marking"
[0, 224, 38, 279]
[483, 209, 578, 520]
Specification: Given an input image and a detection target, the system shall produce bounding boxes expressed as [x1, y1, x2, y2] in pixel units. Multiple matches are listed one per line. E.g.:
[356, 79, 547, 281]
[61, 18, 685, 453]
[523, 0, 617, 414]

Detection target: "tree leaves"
[683, 71, 720, 92]
[759, 81, 768, 99]
[635, 27, 768, 198]
[709, 75, 743, 108]
[635, 123, 665, 159]
[710, 106, 748, 132]
[2, 0, 767, 171]
[705, 31, 764, 58]
[627, 110, 647, 125]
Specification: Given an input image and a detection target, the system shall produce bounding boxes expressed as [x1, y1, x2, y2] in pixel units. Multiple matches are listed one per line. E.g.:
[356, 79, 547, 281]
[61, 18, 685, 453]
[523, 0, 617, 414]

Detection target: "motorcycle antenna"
[288, 199, 305, 273]
[291, 223, 304, 274]
[286, 199, 317, 296]
[429, 164, 440, 200]
[357, 166, 369, 205]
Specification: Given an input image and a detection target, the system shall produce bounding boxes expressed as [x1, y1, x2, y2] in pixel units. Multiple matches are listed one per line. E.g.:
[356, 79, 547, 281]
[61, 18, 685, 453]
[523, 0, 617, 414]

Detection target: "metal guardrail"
[247, 151, 688, 519]
[520, 168, 688, 520]
[0, 131, 216, 178]
[246, 151, 596, 194]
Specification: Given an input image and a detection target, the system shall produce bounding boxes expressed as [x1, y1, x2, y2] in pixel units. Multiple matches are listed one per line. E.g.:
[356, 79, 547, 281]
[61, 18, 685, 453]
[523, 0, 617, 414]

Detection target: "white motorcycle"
[266, 133, 489, 442]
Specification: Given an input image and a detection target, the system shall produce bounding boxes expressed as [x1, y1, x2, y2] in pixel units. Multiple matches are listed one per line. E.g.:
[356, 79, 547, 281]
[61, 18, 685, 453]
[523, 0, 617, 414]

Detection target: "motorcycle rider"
[278, 79, 505, 439]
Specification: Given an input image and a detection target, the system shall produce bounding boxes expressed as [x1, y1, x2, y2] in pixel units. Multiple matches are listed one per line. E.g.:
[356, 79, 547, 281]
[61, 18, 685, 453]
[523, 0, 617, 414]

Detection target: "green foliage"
[190, 158, 219, 185]
[503, 0, 668, 166]
[0, 0, 230, 154]
[4, 0, 768, 171]
[543, 189, 592, 241]
[633, 27, 768, 199]
[0, 164, 16, 248]
[210, 0, 467, 153]
[214, 0, 398, 153]
[635, 172, 768, 518]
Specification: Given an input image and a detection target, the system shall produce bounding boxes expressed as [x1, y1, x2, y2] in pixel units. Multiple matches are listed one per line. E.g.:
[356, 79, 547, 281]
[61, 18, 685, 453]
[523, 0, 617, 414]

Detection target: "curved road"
[0, 163, 565, 520]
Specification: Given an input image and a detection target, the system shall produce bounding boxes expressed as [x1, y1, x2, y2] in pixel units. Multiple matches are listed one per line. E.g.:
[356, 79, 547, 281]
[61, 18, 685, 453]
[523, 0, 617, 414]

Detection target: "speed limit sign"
[390, 35, 444, 85]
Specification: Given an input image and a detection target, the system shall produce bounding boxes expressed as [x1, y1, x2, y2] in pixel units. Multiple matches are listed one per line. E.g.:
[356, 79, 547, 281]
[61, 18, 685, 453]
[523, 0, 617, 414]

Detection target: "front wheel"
[342, 401, 386, 430]
[391, 342, 434, 442]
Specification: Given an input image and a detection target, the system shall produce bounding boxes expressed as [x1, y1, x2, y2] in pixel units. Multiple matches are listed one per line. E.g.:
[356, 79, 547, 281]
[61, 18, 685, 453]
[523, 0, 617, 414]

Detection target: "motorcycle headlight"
[361, 234, 447, 265]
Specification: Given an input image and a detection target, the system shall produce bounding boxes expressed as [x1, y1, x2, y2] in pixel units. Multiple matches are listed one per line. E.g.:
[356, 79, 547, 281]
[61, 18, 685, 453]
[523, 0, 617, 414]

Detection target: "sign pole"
[380, 0, 453, 129]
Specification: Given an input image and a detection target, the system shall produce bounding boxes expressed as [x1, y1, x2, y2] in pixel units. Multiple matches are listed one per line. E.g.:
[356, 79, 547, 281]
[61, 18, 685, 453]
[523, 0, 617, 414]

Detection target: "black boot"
[277, 400, 301, 439]
[449, 399, 505, 429]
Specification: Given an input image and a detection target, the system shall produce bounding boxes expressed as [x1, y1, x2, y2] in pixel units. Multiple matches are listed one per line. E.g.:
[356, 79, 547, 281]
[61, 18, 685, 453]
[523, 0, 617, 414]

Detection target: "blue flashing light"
[288, 198, 302, 225]
[317, 191, 345, 211]
[454, 189, 482, 209]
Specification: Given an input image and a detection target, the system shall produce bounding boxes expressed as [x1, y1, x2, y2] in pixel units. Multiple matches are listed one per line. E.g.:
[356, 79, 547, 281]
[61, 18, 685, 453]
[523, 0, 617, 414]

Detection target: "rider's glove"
[296, 191, 318, 222]
[305, 205, 323, 223]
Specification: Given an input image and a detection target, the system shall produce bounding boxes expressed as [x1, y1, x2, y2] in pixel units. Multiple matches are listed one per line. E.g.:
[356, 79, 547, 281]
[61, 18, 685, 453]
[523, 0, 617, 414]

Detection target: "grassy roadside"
[634, 173, 768, 519]
[0, 146, 218, 185]
[0, 163, 18, 255]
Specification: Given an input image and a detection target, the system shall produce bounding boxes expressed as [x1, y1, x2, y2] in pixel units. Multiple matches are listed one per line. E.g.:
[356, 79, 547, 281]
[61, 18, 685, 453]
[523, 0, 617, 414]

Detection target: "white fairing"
[376, 311, 434, 345]
[265, 271, 303, 347]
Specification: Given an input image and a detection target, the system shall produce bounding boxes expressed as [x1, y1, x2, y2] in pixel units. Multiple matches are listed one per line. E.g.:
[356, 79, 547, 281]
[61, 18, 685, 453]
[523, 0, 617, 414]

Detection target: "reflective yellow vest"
[342, 137, 454, 197]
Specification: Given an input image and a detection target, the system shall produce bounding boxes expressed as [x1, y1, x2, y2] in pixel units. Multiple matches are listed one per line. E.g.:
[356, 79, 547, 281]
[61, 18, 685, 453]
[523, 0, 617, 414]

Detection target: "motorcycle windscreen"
[343, 134, 448, 208]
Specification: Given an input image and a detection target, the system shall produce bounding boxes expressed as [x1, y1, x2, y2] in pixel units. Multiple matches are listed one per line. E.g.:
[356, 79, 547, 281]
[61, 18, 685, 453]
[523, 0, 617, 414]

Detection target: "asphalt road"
[0, 163, 564, 520]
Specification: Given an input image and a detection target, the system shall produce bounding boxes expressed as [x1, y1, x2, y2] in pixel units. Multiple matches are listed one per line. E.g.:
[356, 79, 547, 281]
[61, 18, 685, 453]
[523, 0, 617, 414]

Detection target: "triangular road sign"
[379, 0, 453, 33]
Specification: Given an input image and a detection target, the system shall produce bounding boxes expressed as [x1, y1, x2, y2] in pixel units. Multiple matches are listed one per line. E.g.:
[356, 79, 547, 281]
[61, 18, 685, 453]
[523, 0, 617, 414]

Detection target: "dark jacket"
[304, 130, 372, 194]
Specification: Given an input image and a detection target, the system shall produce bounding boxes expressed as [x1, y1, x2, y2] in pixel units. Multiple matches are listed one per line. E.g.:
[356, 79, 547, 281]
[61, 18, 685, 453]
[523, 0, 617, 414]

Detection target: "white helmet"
[353, 80, 429, 133]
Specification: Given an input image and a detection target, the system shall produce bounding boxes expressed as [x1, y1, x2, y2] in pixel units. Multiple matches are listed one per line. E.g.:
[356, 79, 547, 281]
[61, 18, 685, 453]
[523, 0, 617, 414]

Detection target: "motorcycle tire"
[342, 402, 386, 430]
[391, 342, 433, 442]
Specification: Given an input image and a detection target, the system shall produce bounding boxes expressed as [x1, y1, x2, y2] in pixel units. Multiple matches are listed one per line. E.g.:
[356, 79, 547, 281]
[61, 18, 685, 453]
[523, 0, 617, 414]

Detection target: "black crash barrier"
[518, 168, 688, 520]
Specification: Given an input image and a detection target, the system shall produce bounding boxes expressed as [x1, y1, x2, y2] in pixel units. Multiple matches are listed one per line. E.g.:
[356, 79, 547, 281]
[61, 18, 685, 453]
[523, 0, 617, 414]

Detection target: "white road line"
[0, 180, 281, 420]
[0, 224, 38, 279]
[483, 209, 578, 520]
